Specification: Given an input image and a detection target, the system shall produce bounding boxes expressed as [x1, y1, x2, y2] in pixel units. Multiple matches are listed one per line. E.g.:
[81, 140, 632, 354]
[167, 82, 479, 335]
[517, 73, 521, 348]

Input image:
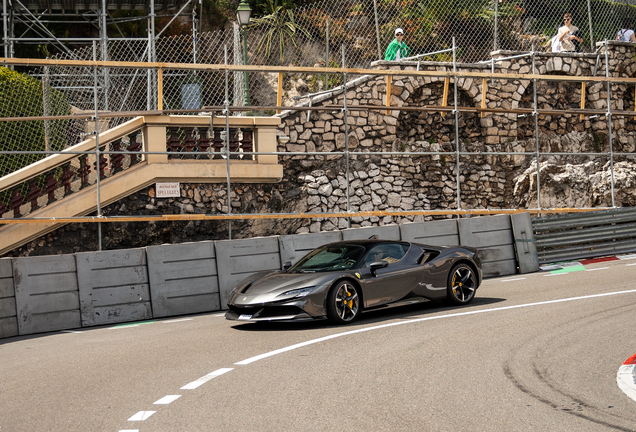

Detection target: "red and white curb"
[617, 353, 636, 403]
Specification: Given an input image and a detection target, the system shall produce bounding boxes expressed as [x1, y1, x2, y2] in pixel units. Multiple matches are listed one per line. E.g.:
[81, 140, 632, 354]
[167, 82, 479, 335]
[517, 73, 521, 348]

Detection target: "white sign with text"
[156, 182, 181, 198]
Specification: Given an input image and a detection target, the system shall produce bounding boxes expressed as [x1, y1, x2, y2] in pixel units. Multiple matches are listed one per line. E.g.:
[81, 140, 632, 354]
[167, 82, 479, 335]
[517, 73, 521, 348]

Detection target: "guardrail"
[532, 207, 636, 264]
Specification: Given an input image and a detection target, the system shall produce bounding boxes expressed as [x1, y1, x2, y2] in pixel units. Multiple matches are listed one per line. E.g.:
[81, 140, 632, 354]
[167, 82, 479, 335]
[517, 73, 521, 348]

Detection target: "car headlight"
[277, 286, 315, 298]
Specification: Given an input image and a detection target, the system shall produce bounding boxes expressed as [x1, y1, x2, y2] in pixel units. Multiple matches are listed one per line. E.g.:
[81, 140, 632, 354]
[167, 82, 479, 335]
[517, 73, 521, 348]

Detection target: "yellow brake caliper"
[346, 290, 353, 309]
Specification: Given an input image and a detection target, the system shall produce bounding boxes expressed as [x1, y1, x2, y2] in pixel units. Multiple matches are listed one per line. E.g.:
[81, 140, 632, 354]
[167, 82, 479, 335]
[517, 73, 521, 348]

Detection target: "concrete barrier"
[342, 224, 401, 241]
[76, 248, 152, 327]
[400, 220, 459, 246]
[147, 241, 220, 318]
[0, 258, 18, 338]
[458, 215, 516, 277]
[215, 237, 281, 308]
[279, 231, 342, 266]
[511, 212, 539, 274]
[13, 255, 81, 335]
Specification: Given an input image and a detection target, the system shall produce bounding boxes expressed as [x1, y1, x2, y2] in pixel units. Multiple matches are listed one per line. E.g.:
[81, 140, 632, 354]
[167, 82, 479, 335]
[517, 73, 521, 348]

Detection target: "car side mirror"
[369, 261, 389, 277]
[283, 261, 292, 271]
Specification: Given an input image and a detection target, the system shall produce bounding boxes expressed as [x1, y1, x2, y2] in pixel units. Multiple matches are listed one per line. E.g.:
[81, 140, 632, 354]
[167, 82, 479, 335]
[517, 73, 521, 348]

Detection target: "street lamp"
[236, 0, 252, 107]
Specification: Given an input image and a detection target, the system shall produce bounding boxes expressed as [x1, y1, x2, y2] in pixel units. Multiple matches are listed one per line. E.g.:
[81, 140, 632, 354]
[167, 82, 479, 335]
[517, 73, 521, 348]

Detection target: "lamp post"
[236, 0, 252, 107]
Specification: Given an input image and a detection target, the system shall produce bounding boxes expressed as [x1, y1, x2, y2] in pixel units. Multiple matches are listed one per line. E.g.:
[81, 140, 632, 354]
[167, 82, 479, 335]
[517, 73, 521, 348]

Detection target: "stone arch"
[396, 79, 483, 145]
[516, 71, 584, 140]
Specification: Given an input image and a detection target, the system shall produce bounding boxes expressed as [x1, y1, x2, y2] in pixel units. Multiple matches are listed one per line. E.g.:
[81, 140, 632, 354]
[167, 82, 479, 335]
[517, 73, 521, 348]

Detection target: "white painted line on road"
[617, 364, 636, 403]
[544, 273, 569, 277]
[127, 411, 156, 421]
[180, 368, 233, 390]
[154, 395, 181, 404]
[626, 263, 636, 267]
[162, 319, 193, 324]
[500, 278, 526, 282]
[234, 288, 636, 366]
[619, 254, 636, 260]
[61, 330, 84, 334]
[118, 430, 139, 432]
[214, 314, 226, 317]
[586, 267, 609, 271]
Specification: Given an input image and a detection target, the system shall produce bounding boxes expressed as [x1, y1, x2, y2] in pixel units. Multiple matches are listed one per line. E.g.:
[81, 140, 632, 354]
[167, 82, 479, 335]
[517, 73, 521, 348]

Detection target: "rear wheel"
[326, 280, 361, 324]
[447, 264, 477, 305]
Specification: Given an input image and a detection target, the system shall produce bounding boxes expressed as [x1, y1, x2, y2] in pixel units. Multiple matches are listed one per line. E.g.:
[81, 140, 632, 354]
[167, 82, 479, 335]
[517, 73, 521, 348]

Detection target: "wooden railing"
[0, 115, 282, 220]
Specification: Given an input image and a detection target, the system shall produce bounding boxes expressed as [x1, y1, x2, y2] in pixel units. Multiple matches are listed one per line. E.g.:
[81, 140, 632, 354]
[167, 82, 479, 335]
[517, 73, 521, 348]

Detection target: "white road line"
[544, 273, 569, 277]
[617, 364, 636, 403]
[235, 288, 636, 366]
[180, 368, 234, 390]
[162, 319, 193, 324]
[118, 430, 139, 432]
[626, 263, 636, 267]
[154, 395, 181, 405]
[586, 267, 609, 271]
[619, 254, 636, 260]
[127, 411, 156, 421]
[61, 330, 84, 334]
[500, 278, 526, 282]
[214, 314, 226, 317]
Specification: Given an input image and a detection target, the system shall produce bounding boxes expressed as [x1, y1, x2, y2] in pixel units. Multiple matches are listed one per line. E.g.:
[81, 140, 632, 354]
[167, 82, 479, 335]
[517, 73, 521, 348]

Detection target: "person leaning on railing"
[558, 13, 583, 52]
[385, 28, 411, 61]
[617, 19, 636, 43]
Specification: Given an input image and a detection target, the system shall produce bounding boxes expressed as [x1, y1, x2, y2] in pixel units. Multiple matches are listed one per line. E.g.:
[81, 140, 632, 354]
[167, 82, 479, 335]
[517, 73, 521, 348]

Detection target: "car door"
[361, 243, 420, 308]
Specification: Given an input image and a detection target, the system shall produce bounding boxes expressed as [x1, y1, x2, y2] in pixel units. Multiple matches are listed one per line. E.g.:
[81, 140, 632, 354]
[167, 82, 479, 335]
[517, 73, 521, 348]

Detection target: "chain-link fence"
[3, 0, 636, 179]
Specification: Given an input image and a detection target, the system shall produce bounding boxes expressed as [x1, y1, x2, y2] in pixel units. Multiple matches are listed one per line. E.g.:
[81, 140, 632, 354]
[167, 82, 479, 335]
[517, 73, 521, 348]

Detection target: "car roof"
[321, 239, 445, 250]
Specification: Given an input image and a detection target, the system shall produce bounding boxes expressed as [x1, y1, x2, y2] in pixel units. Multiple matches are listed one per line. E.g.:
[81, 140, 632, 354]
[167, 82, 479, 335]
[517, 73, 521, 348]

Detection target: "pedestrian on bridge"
[385, 28, 411, 61]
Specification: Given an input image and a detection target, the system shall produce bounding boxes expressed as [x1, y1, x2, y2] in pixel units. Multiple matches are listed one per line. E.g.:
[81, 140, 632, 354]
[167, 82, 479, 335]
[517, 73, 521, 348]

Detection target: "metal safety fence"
[1, 47, 636, 255]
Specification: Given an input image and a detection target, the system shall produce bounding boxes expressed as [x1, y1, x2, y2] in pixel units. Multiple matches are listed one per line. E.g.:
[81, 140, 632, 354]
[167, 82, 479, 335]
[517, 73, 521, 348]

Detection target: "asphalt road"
[2, 258, 636, 432]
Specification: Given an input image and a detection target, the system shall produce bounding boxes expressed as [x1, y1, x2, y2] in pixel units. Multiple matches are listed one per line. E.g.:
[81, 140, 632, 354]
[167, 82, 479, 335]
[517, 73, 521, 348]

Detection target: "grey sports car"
[225, 239, 482, 325]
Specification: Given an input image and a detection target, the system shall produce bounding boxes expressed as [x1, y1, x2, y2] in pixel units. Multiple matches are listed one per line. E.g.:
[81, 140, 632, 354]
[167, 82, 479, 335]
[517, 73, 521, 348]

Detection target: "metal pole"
[93, 42, 103, 251]
[192, 4, 197, 63]
[494, 0, 498, 52]
[605, 41, 616, 207]
[224, 46, 232, 239]
[373, 0, 381, 60]
[101, 0, 109, 111]
[532, 46, 541, 211]
[3, 0, 8, 58]
[149, 0, 157, 110]
[587, 0, 595, 49]
[325, 20, 330, 91]
[453, 37, 460, 210]
[241, 24, 250, 106]
[43, 66, 50, 151]
[342, 45, 350, 228]
[147, 18, 152, 110]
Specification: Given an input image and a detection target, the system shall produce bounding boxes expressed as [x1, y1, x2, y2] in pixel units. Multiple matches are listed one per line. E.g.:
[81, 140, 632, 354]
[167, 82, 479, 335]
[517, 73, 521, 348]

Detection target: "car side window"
[364, 243, 407, 267]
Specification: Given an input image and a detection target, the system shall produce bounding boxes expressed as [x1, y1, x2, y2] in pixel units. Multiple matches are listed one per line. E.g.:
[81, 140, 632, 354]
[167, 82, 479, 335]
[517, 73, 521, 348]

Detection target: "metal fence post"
[92, 42, 103, 251]
[341, 45, 351, 228]
[532, 46, 541, 211]
[453, 37, 461, 210]
[224, 45, 232, 239]
[373, 0, 381, 60]
[604, 40, 616, 207]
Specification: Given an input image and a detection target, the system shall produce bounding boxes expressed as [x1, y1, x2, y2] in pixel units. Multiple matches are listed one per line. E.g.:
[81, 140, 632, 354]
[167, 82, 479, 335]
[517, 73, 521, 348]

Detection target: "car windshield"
[288, 244, 366, 273]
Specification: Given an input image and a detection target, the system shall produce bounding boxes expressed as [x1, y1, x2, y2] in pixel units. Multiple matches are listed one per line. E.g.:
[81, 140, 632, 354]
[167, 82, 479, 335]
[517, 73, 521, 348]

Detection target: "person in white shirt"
[557, 13, 583, 52]
[617, 19, 636, 42]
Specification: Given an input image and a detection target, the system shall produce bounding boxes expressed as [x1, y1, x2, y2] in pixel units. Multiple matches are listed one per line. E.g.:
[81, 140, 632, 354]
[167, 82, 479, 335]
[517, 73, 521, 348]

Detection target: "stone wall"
[6, 42, 636, 257]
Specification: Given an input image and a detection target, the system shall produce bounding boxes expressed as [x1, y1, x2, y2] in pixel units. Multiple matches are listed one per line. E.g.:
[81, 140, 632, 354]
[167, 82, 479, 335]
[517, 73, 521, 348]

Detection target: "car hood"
[245, 271, 326, 295]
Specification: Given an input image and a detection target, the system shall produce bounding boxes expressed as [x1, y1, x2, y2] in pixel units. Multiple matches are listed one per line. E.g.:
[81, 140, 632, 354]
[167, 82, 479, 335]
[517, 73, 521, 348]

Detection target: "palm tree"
[250, 0, 312, 64]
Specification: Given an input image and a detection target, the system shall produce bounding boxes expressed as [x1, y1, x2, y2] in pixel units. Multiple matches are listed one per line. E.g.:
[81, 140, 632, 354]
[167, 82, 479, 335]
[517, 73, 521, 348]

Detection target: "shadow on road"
[230, 296, 507, 332]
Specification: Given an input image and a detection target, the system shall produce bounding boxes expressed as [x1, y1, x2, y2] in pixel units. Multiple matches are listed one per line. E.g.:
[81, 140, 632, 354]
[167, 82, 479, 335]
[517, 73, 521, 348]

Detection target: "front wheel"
[447, 264, 477, 305]
[326, 280, 361, 324]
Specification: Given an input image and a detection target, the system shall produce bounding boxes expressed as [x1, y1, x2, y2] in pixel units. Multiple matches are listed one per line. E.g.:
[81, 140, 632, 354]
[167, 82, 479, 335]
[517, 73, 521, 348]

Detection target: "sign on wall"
[156, 182, 181, 198]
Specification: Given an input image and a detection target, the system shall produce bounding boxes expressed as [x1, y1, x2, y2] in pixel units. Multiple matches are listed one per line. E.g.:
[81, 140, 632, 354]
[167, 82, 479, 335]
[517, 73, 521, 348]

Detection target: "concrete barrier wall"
[400, 220, 459, 246]
[458, 215, 517, 277]
[13, 255, 81, 335]
[2, 214, 529, 338]
[342, 225, 401, 241]
[0, 258, 18, 338]
[146, 241, 220, 318]
[76, 248, 152, 327]
[215, 237, 281, 308]
[279, 231, 342, 266]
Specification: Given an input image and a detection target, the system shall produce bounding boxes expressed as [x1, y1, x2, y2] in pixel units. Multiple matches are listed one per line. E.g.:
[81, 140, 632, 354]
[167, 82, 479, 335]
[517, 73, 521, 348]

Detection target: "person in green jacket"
[384, 28, 411, 61]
